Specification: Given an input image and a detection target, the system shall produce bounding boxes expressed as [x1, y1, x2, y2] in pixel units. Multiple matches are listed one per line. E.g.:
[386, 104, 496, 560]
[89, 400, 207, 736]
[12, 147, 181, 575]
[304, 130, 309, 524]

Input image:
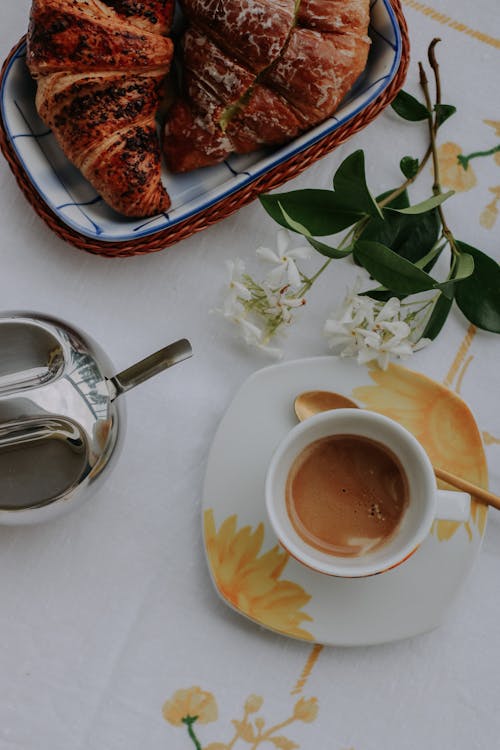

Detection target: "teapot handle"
[108, 339, 193, 400]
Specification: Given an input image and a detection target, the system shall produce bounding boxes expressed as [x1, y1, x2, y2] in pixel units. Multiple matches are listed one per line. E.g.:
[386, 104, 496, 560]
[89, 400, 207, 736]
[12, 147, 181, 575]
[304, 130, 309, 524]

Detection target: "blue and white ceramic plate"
[1, 0, 401, 243]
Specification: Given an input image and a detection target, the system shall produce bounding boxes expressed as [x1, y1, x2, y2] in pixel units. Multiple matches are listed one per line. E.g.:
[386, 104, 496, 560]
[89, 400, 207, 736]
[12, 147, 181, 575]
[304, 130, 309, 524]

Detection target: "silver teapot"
[0, 312, 192, 524]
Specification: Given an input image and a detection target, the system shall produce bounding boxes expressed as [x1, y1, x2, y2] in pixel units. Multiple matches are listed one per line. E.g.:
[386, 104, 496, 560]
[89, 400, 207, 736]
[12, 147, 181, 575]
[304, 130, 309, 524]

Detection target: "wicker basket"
[0, 0, 410, 258]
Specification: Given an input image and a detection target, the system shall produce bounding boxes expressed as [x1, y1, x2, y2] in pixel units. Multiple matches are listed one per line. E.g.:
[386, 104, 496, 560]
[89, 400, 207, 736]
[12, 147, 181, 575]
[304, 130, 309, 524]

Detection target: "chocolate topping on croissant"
[27, 0, 174, 217]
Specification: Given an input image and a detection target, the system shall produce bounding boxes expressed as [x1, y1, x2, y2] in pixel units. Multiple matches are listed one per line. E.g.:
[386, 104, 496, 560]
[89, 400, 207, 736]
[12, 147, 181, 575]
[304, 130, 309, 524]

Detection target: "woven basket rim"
[0, 0, 410, 258]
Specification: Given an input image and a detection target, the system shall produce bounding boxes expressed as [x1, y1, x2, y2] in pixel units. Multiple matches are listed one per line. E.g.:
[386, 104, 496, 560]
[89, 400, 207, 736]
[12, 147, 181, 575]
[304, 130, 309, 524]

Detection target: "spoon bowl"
[294, 390, 358, 421]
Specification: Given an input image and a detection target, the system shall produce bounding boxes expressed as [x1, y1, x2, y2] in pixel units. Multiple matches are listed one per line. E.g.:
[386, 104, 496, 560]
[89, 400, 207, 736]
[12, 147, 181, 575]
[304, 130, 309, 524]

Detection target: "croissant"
[163, 0, 371, 172]
[27, 0, 174, 217]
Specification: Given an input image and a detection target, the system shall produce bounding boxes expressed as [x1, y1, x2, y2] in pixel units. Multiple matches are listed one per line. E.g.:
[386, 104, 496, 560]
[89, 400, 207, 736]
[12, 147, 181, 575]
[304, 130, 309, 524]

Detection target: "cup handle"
[435, 490, 471, 522]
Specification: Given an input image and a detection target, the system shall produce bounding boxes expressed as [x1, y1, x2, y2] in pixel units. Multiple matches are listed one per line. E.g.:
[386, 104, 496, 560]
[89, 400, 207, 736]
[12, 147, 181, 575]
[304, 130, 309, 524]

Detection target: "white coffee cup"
[265, 409, 470, 577]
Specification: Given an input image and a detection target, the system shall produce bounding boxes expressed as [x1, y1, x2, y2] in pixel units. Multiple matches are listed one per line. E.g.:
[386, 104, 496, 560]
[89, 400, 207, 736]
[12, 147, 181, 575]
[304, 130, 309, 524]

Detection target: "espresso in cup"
[285, 434, 409, 558]
[266, 409, 470, 577]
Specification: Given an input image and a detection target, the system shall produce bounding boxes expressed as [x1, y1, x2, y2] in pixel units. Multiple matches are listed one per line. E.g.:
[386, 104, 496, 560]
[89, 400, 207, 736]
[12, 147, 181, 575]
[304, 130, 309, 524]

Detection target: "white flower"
[263, 283, 306, 324]
[238, 317, 264, 345]
[256, 229, 312, 289]
[324, 284, 431, 370]
[237, 318, 283, 358]
[376, 297, 401, 321]
[223, 259, 252, 318]
[216, 233, 315, 358]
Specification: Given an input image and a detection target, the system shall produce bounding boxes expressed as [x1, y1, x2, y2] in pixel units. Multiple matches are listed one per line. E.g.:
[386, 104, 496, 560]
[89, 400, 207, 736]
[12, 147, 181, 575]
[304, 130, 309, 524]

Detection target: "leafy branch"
[258, 39, 500, 340]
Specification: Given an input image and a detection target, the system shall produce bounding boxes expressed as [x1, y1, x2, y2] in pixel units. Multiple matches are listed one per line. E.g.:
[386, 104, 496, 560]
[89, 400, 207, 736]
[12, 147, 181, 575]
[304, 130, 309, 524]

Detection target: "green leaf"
[454, 242, 500, 332]
[422, 249, 475, 337]
[332, 150, 383, 219]
[259, 151, 383, 237]
[400, 156, 419, 180]
[279, 203, 354, 259]
[278, 203, 312, 236]
[453, 251, 475, 280]
[359, 208, 441, 267]
[422, 292, 454, 339]
[353, 241, 440, 295]
[435, 103, 457, 128]
[437, 251, 475, 298]
[388, 191, 454, 215]
[362, 287, 406, 302]
[438, 282, 455, 301]
[376, 188, 410, 210]
[360, 191, 410, 268]
[307, 237, 353, 259]
[414, 241, 446, 271]
[391, 90, 431, 121]
[259, 191, 361, 236]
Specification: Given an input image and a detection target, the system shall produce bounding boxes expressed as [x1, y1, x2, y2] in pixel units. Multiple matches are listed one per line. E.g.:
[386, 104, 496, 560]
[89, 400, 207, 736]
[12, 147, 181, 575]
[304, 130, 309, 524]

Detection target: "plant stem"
[300, 257, 331, 293]
[182, 717, 202, 750]
[298, 223, 360, 295]
[369, 43, 441, 211]
[419, 46, 460, 258]
[419, 63, 440, 192]
[458, 145, 500, 170]
[428, 39, 442, 120]
[378, 145, 433, 208]
[377, 42, 442, 210]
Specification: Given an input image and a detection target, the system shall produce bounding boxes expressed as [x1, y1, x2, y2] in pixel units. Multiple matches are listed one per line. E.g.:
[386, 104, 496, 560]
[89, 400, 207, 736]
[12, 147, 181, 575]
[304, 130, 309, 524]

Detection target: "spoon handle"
[434, 466, 500, 511]
[109, 339, 192, 399]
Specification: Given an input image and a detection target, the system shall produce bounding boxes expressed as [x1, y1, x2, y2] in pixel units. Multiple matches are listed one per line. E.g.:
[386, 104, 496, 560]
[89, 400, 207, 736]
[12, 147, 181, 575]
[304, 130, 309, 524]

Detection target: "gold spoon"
[293, 390, 500, 511]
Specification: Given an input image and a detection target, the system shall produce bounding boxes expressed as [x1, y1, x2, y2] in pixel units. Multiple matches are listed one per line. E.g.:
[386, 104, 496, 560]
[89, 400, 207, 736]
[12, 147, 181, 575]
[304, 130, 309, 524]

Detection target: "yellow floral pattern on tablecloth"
[352, 363, 488, 542]
[204, 510, 314, 641]
[480, 185, 500, 229]
[163, 687, 218, 726]
[484, 119, 500, 138]
[162, 686, 319, 749]
[437, 121, 500, 228]
[436, 142, 477, 191]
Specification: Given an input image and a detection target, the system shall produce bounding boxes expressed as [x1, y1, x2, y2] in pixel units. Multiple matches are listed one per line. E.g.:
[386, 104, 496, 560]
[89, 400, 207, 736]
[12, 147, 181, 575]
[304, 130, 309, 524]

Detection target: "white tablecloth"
[1, 2, 499, 748]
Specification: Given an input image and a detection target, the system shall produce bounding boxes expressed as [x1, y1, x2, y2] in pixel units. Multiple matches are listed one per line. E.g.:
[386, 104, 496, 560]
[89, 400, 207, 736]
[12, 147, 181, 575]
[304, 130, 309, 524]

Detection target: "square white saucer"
[202, 357, 487, 646]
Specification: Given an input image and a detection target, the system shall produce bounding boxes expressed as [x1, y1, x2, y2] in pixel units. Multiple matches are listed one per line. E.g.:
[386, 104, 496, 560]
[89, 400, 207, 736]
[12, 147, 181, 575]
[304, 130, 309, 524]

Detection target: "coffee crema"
[285, 434, 409, 558]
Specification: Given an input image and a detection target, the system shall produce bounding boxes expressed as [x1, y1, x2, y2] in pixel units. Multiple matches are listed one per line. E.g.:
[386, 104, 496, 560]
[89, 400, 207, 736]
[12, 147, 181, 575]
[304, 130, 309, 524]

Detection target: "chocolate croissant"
[27, 0, 174, 217]
[163, 0, 371, 172]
